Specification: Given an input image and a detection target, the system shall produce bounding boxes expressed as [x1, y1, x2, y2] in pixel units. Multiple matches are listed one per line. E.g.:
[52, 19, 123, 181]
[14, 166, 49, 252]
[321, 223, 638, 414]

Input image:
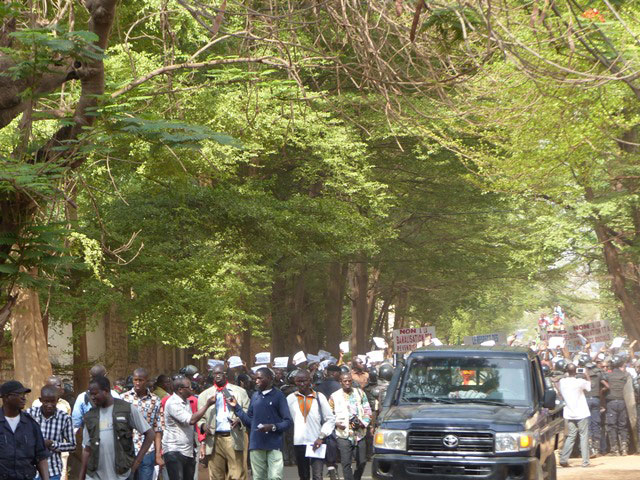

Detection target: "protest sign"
[318, 349, 332, 360]
[255, 352, 271, 365]
[548, 336, 565, 349]
[339, 341, 350, 353]
[373, 337, 388, 349]
[611, 337, 625, 349]
[273, 357, 289, 369]
[463, 333, 507, 346]
[366, 350, 384, 363]
[393, 326, 436, 353]
[207, 359, 224, 370]
[540, 320, 612, 351]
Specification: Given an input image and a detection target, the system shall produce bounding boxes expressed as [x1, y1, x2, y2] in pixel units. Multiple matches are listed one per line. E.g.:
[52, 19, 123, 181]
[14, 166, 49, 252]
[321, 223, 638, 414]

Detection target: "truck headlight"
[374, 429, 407, 451]
[495, 432, 536, 453]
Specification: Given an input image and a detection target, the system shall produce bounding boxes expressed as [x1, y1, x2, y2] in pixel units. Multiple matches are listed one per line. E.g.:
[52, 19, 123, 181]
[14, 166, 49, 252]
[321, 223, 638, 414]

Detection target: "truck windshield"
[400, 357, 531, 407]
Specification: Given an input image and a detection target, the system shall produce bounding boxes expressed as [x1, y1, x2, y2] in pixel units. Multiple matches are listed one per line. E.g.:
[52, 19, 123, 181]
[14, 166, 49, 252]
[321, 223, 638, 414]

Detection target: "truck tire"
[542, 453, 557, 480]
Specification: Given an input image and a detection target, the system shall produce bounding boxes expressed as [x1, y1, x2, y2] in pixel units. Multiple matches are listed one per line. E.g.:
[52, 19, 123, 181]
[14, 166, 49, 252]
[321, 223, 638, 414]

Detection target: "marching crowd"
[0, 350, 393, 480]
[537, 338, 640, 467]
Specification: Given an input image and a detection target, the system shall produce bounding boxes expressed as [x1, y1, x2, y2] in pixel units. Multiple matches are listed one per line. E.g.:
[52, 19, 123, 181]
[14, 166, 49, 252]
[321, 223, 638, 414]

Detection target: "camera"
[349, 415, 363, 429]
[576, 368, 585, 374]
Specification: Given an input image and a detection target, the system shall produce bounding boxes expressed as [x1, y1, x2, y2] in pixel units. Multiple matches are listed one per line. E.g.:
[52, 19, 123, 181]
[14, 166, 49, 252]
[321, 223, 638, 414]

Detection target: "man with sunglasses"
[0, 380, 50, 480]
[162, 376, 215, 480]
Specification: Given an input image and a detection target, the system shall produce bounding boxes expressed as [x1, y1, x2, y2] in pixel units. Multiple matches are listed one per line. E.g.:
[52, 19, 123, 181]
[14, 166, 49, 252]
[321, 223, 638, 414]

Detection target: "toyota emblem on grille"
[442, 434, 459, 448]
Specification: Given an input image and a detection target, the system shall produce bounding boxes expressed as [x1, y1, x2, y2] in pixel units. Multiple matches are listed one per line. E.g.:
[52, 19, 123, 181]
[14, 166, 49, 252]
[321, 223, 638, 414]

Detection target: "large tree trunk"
[349, 261, 369, 354]
[10, 279, 52, 405]
[104, 302, 129, 380]
[325, 262, 348, 356]
[72, 313, 90, 393]
[593, 220, 640, 341]
[270, 274, 289, 356]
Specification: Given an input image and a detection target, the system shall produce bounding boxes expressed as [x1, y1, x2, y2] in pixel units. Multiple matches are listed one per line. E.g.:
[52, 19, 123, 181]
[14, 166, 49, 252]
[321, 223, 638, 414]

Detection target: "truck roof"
[409, 344, 535, 359]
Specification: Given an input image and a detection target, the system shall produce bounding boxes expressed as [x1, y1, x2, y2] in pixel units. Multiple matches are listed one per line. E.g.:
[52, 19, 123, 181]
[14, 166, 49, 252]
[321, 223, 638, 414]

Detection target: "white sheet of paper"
[318, 349, 332, 360]
[305, 444, 326, 459]
[548, 336, 565, 349]
[339, 341, 350, 353]
[611, 337, 625, 349]
[255, 352, 271, 365]
[366, 350, 384, 363]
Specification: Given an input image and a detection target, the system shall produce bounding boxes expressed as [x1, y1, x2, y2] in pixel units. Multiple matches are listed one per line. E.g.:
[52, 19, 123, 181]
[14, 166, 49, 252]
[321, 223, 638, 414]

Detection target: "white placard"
[611, 337, 625, 349]
[305, 444, 326, 459]
[480, 340, 496, 347]
[207, 359, 224, 369]
[464, 333, 507, 346]
[255, 352, 271, 365]
[366, 350, 384, 363]
[307, 354, 320, 364]
[590, 342, 605, 354]
[373, 337, 388, 349]
[318, 349, 332, 360]
[548, 336, 565, 349]
[228, 356, 243, 369]
[339, 341, 350, 353]
[273, 356, 289, 369]
[293, 351, 307, 366]
[392, 326, 436, 353]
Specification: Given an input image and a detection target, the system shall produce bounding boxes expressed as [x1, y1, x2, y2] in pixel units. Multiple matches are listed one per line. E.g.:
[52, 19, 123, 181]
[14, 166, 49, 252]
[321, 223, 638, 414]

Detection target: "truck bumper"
[372, 454, 539, 480]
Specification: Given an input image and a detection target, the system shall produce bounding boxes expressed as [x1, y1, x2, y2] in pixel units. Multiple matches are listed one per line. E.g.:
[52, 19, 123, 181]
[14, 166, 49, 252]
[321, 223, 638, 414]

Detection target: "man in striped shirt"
[122, 368, 164, 480]
[27, 385, 76, 480]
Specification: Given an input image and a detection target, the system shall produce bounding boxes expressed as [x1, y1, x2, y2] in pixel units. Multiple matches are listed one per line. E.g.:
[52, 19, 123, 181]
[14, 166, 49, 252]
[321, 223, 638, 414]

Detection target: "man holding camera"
[329, 373, 371, 480]
[197, 365, 250, 480]
[558, 363, 591, 468]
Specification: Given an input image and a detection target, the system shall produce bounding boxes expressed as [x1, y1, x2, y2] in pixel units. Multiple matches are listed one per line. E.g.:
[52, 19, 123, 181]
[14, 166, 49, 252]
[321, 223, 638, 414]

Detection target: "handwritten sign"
[393, 326, 436, 353]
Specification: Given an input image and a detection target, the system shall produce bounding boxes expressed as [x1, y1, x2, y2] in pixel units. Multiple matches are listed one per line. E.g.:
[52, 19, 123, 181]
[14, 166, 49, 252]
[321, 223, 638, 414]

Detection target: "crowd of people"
[537, 338, 640, 467]
[0, 350, 394, 480]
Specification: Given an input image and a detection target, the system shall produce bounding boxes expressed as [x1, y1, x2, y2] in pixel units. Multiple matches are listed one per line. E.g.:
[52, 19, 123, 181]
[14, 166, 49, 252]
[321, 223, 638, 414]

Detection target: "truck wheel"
[542, 453, 557, 480]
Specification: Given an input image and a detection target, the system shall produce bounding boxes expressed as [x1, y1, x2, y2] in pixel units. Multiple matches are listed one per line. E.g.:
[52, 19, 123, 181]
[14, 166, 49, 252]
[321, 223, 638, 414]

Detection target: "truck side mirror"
[543, 389, 556, 409]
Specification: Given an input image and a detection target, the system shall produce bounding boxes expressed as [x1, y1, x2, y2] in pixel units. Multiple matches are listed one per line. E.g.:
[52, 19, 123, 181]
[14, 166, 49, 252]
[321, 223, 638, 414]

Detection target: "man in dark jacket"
[0, 380, 50, 480]
[229, 368, 292, 480]
[604, 357, 631, 456]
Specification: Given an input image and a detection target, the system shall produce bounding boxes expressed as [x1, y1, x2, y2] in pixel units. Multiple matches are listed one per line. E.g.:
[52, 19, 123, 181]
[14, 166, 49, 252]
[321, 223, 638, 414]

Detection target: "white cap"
[228, 356, 243, 369]
[207, 359, 224, 370]
[255, 352, 271, 365]
[293, 351, 307, 366]
[273, 357, 289, 369]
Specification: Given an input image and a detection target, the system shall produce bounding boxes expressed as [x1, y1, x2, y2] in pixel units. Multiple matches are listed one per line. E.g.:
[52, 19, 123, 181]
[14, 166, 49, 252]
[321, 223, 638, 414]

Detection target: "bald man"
[71, 365, 121, 429]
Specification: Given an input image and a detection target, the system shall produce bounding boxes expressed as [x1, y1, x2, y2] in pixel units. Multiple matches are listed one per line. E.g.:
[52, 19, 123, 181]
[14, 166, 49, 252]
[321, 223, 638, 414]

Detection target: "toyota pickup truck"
[373, 346, 564, 480]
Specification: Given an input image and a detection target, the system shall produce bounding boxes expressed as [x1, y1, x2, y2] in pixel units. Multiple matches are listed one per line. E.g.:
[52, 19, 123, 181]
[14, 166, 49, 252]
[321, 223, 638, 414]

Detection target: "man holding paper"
[286, 370, 335, 480]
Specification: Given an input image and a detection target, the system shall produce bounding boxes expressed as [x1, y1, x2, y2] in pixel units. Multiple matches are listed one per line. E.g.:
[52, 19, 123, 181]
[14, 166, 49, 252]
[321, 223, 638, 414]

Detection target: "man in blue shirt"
[0, 380, 50, 480]
[229, 368, 292, 480]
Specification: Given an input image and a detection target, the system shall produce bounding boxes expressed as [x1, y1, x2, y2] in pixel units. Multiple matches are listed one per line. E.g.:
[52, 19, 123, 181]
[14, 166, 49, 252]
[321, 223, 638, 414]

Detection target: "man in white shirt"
[163, 376, 215, 480]
[558, 363, 591, 468]
[286, 370, 335, 480]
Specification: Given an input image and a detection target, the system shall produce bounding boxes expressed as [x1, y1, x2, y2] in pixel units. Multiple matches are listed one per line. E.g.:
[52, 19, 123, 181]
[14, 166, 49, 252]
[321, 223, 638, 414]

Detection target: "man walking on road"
[197, 365, 250, 480]
[330, 373, 372, 480]
[122, 368, 164, 480]
[0, 380, 50, 480]
[79, 376, 154, 480]
[286, 370, 335, 480]
[27, 385, 76, 480]
[230, 367, 293, 480]
[558, 363, 591, 468]
[163, 376, 215, 480]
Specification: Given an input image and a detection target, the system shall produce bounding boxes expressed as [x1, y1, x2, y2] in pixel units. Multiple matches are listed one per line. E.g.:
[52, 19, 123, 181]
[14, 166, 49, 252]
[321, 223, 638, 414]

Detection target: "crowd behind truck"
[2, 329, 640, 480]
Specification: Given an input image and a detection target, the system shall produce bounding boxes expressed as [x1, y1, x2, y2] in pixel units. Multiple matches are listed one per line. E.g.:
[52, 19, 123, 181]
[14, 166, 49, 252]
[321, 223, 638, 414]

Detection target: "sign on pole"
[392, 326, 436, 353]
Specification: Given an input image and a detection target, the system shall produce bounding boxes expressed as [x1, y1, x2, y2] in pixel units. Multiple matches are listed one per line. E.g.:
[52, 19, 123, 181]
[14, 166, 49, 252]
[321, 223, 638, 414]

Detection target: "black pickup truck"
[372, 346, 564, 480]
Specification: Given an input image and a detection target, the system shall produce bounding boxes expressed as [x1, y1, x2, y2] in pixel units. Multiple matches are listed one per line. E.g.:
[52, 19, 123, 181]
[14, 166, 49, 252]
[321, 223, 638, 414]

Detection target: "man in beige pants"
[198, 365, 250, 480]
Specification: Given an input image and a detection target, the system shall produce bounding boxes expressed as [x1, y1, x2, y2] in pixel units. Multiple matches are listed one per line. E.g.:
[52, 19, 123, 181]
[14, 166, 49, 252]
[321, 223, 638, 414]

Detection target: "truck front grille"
[406, 462, 493, 476]
[407, 430, 494, 454]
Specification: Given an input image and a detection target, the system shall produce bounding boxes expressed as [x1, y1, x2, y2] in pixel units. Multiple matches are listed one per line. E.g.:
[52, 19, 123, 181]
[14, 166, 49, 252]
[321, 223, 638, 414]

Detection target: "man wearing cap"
[197, 365, 250, 480]
[0, 380, 51, 480]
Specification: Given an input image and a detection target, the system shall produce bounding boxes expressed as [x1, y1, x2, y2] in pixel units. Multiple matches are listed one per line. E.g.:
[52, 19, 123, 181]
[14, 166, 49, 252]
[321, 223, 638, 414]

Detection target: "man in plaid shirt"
[122, 368, 164, 480]
[27, 385, 76, 480]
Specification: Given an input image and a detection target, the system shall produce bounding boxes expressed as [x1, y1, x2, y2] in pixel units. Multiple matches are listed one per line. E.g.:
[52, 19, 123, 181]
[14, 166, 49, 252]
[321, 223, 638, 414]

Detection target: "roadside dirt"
[557, 454, 640, 480]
